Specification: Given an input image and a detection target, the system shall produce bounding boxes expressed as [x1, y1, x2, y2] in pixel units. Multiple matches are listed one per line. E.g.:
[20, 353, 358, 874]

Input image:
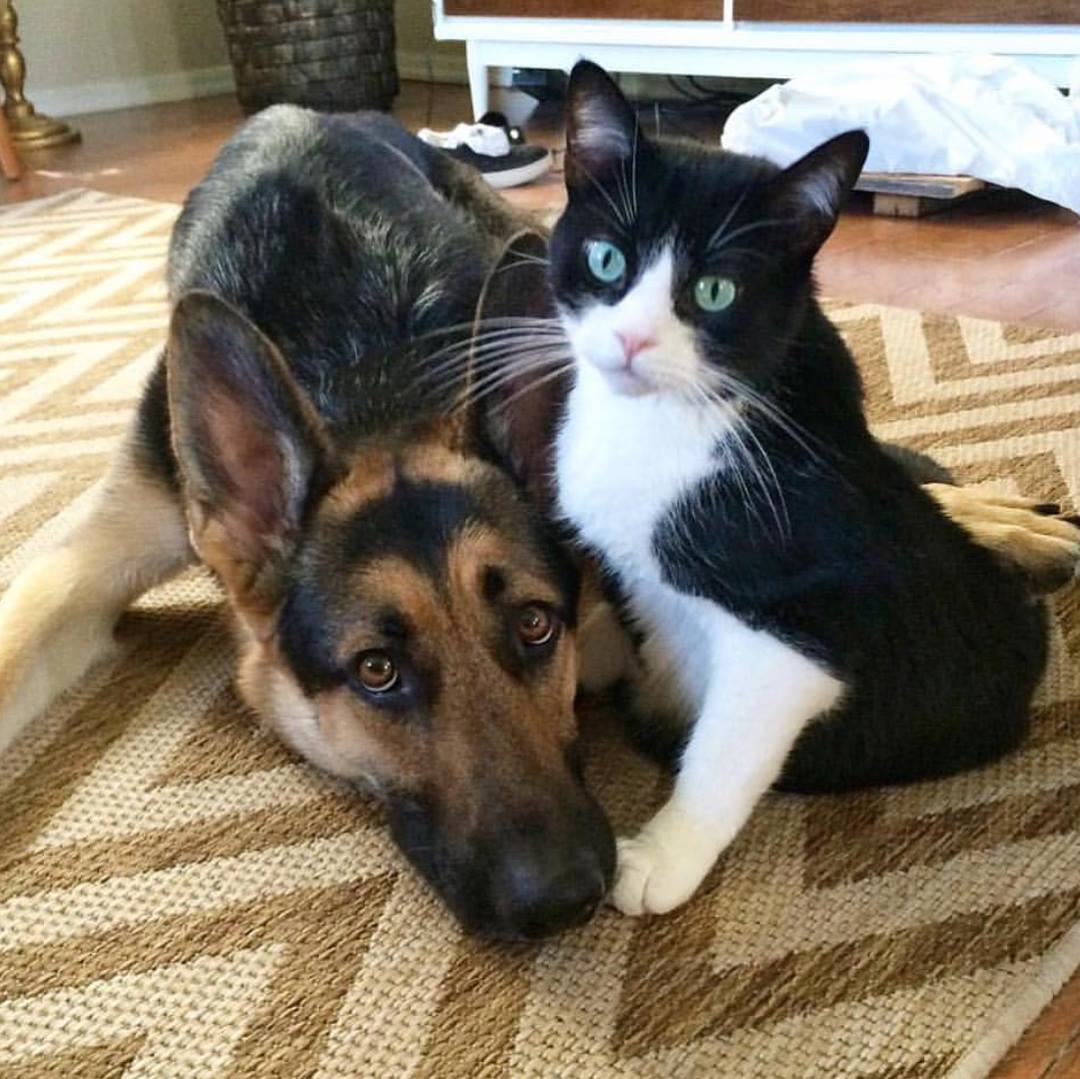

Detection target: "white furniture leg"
[466, 40, 489, 119]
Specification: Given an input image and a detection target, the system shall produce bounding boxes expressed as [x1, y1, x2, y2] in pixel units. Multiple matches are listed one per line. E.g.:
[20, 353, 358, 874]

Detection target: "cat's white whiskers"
[414, 315, 560, 345]
[418, 324, 562, 365]
[453, 365, 572, 417]
[704, 365, 832, 473]
[702, 373, 809, 533]
[707, 217, 790, 257]
[614, 137, 639, 228]
[416, 349, 547, 392]
[706, 183, 752, 252]
[704, 384, 790, 541]
[495, 362, 575, 413]
[451, 348, 573, 410]
[498, 252, 550, 270]
[451, 351, 569, 402]
[416, 341, 569, 397]
[734, 411, 791, 539]
[661, 367, 789, 543]
[417, 326, 566, 381]
[689, 379, 785, 542]
[578, 160, 633, 234]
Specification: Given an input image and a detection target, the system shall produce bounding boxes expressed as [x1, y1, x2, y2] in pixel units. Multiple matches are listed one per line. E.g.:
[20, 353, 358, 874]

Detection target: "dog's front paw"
[609, 831, 712, 917]
[925, 483, 1080, 594]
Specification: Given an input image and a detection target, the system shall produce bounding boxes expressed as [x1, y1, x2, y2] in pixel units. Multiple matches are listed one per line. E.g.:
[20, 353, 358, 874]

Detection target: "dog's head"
[165, 236, 613, 940]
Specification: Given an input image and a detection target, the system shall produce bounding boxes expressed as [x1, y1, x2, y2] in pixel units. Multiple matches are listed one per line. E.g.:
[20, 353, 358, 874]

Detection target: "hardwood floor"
[994, 968, 1080, 1079]
[2, 81, 1079, 1077]
[3, 81, 1078, 330]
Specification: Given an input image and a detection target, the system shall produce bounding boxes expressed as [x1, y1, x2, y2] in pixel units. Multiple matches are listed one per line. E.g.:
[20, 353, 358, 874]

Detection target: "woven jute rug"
[2, 189, 1079, 1079]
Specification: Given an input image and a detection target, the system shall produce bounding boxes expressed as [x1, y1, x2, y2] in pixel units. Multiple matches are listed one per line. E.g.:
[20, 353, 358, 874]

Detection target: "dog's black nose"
[493, 854, 608, 940]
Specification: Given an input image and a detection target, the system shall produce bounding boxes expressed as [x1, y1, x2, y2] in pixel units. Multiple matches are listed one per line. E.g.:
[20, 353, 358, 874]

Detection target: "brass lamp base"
[1, 0, 79, 149]
[5, 104, 79, 148]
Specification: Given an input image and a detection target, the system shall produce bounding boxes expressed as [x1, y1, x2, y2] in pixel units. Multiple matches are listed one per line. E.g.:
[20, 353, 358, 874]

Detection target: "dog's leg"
[0, 442, 193, 755]
[575, 563, 637, 695]
[924, 483, 1080, 593]
[429, 153, 544, 250]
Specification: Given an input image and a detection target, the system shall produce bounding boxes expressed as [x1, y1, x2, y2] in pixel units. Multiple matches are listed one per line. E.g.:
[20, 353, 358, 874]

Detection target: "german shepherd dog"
[0, 108, 614, 940]
[0, 107, 1076, 938]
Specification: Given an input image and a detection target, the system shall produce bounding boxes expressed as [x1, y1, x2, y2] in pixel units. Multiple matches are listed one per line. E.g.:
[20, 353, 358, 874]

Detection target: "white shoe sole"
[481, 151, 553, 189]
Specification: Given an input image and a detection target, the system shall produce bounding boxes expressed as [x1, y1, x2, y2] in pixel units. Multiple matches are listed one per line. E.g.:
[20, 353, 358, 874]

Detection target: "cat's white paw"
[609, 831, 713, 917]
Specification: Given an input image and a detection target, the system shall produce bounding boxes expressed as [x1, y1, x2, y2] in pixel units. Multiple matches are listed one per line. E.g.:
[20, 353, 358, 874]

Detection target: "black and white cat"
[549, 62, 1051, 916]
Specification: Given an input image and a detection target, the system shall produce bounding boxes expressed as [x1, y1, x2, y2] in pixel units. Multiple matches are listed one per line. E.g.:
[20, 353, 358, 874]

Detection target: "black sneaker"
[417, 122, 551, 189]
[478, 110, 526, 145]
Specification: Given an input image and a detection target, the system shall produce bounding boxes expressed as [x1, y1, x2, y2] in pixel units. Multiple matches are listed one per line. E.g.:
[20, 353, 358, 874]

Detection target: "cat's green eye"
[694, 275, 737, 313]
[585, 240, 626, 284]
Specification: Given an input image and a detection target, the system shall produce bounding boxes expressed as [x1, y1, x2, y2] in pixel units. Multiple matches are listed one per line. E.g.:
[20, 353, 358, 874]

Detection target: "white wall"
[12, 0, 467, 119]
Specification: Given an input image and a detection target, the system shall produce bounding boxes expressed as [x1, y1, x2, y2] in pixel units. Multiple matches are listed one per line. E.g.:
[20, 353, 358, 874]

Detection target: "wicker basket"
[217, 0, 398, 114]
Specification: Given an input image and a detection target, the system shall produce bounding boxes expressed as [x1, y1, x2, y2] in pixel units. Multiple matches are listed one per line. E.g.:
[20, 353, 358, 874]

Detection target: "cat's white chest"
[555, 366, 723, 583]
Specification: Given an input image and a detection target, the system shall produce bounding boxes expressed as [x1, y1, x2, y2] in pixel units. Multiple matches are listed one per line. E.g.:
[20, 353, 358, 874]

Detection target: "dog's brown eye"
[516, 604, 556, 646]
[357, 651, 399, 692]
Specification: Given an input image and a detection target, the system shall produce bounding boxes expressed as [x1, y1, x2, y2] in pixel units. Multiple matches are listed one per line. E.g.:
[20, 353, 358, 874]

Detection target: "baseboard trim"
[396, 50, 514, 88]
[31, 65, 236, 119]
[31, 52, 511, 119]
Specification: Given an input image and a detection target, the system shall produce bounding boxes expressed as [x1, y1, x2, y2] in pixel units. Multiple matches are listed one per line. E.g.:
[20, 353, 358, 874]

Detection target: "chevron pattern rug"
[2, 189, 1080, 1078]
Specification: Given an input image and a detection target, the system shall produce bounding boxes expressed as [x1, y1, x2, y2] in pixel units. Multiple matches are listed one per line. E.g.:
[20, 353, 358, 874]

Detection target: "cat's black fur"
[551, 63, 1048, 792]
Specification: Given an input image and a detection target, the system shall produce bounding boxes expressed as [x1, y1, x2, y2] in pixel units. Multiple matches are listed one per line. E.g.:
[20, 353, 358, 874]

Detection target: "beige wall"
[395, 0, 466, 81]
[15, 0, 230, 113]
[13, 0, 466, 117]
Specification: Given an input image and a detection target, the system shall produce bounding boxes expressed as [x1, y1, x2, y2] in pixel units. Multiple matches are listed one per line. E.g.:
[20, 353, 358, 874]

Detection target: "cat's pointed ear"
[565, 60, 640, 189]
[166, 290, 335, 634]
[468, 230, 565, 507]
[767, 130, 869, 257]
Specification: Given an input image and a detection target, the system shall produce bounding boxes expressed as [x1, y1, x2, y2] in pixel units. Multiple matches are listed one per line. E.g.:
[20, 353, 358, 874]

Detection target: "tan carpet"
[2, 189, 1080, 1078]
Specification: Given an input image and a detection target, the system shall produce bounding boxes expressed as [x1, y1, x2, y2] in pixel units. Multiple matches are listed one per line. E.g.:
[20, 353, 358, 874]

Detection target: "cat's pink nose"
[616, 332, 655, 364]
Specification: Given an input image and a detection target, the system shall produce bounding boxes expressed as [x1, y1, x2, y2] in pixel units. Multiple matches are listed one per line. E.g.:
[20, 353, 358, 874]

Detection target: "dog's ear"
[166, 290, 335, 635]
[465, 230, 566, 509]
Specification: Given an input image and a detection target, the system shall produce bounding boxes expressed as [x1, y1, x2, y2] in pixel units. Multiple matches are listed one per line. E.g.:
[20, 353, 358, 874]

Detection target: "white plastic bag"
[721, 55, 1080, 217]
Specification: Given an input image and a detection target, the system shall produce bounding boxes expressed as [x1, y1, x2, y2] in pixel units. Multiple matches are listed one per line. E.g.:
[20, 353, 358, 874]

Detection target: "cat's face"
[550, 62, 868, 405]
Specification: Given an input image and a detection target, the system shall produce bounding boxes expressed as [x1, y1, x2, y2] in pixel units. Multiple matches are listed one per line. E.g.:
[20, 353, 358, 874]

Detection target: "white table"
[431, 7, 1080, 120]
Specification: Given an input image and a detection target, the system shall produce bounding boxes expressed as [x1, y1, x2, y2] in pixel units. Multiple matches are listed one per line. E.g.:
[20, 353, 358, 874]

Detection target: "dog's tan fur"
[0, 450, 193, 756]
[926, 483, 1080, 592]
[235, 458, 580, 833]
[3, 453, 1076, 764]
